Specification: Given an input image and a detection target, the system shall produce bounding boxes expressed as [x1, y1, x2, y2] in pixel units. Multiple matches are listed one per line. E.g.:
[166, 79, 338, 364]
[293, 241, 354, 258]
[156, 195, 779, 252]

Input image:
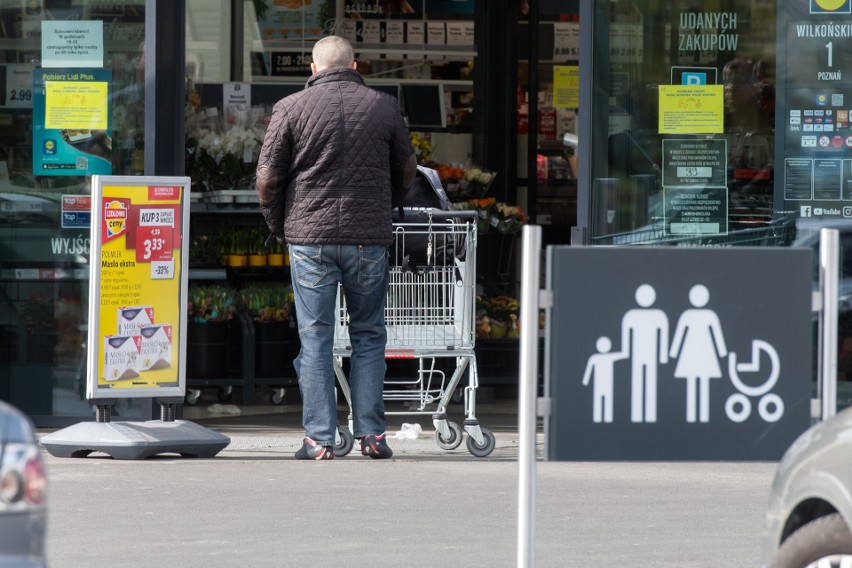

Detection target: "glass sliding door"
[0, 1, 148, 423]
[586, 0, 777, 245]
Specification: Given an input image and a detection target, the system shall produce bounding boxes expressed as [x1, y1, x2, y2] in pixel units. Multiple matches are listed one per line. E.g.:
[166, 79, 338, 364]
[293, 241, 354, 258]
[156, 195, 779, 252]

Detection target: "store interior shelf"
[252, 40, 477, 59]
[188, 268, 227, 280]
[1, 268, 88, 281]
[190, 200, 261, 213]
[249, 76, 473, 89]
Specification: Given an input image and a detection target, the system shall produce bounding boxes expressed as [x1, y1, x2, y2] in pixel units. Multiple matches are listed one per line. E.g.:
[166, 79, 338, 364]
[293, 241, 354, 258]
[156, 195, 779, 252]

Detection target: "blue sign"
[61, 211, 91, 228]
[682, 72, 706, 85]
[32, 68, 112, 177]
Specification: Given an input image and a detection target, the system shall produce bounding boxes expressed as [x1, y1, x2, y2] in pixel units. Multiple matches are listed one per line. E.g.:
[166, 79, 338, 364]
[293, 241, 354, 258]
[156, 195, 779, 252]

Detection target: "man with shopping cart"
[256, 35, 417, 460]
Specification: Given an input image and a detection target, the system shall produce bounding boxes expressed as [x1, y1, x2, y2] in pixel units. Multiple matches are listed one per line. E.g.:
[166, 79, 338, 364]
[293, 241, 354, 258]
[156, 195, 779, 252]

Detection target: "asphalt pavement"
[39, 395, 779, 568]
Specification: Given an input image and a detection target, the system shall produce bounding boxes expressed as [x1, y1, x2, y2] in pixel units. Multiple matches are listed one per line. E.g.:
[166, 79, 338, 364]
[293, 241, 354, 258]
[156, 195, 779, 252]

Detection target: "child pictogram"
[581, 337, 627, 423]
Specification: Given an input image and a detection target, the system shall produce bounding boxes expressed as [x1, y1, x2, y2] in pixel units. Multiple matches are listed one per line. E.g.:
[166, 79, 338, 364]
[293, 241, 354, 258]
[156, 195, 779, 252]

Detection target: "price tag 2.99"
[151, 259, 175, 280]
[4, 64, 35, 108]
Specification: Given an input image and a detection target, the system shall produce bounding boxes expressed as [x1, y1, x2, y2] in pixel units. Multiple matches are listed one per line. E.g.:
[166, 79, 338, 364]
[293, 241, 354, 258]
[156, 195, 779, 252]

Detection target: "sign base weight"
[40, 420, 230, 460]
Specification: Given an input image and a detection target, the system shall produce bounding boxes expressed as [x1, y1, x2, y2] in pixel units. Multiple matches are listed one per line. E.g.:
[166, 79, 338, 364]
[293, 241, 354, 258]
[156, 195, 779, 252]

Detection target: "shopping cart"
[332, 208, 496, 457]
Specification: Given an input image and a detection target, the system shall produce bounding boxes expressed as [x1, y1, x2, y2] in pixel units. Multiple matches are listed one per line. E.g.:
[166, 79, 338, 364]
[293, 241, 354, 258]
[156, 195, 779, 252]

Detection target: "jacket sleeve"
[256, 102, 292, 242]
[389, 111, 416, 208]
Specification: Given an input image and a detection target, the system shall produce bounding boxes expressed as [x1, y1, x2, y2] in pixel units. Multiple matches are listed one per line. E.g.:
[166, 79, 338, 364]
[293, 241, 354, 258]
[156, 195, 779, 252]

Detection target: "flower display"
[464, 166, 495, 187]
[454, 198, 528, 234]
[477, 294, 519, 320]
[427, 163, 496, 201]
[187, 285, 236, 323]
[476, 295, 520, 339]
[435, 164, 465, 182]
[187, 126, 266, 191]
[238, 286, 294, 323]
[185, 79, 269, 192]
[410, 132, 432, 164]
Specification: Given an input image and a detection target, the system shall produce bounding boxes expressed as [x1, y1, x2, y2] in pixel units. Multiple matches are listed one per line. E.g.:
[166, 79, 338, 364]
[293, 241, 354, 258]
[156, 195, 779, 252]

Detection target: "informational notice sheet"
[658, 85, 724, 134]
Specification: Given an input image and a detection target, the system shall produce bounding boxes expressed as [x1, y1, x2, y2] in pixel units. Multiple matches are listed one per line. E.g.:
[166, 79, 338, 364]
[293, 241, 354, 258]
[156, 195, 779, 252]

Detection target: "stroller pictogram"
[725, 339, 784, 423]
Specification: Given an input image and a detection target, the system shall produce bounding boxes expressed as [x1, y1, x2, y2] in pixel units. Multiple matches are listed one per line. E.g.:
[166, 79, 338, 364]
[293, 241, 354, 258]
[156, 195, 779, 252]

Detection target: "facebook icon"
[683, 72, 707, 85]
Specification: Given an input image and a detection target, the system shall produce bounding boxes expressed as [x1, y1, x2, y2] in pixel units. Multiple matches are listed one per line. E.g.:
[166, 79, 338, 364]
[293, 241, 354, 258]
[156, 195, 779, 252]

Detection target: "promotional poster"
[87, 177, 189, 400]
[32, 67, 112, 176]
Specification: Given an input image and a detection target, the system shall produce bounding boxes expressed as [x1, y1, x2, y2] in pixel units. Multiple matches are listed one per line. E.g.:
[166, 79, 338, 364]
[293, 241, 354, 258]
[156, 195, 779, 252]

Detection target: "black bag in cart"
[393, 165, 467, 269]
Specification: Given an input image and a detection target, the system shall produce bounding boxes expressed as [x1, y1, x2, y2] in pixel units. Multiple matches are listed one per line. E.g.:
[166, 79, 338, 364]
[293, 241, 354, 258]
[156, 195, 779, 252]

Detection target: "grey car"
[0, 400, 47, 567]
[762, 406, 852, 567]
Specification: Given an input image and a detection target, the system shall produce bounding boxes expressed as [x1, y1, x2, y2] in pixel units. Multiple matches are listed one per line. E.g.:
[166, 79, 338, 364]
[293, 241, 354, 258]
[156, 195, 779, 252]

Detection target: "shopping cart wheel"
[217, 386, 233, 403]
[270, 388, 286, 405]
[466, 427, 496, 458]
[335, 426, 354, 457]
[184, 389, 202, 406]
[435, 421, 463, 450]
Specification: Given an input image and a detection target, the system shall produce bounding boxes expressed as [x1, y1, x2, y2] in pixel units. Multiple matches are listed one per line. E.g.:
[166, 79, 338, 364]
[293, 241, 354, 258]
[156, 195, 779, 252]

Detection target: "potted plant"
[247, 229, 267, 267]
[238, 286, 295, 378]
[476, 294, 519, 340]
[223, 228, 248, 267]
[186, 285, 236, 377]
[267, 236, 285, 267]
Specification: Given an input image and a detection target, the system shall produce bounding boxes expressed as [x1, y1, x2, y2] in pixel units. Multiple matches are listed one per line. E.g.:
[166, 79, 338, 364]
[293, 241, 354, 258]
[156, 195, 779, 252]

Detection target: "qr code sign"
[833, 94, 844, 107]
[75, 156, 88, 170]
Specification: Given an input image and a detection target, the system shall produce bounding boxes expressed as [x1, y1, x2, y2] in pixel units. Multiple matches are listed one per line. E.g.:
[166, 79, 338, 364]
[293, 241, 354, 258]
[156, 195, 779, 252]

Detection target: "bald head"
[311, 36, 356, 73]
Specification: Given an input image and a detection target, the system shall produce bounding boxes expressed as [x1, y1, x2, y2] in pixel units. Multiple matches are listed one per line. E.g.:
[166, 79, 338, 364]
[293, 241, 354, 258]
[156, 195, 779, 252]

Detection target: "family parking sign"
[545, 247, 812, 461]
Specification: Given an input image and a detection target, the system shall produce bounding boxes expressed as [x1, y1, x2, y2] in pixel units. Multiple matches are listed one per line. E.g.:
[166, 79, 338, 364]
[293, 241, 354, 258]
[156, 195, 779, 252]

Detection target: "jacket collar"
[305, 67, 365, 89]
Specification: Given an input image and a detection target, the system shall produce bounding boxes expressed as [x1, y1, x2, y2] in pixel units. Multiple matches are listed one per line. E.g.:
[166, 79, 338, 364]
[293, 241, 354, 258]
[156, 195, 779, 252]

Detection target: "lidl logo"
[811, 0, 851, 14]
[42, 139, 56, 155]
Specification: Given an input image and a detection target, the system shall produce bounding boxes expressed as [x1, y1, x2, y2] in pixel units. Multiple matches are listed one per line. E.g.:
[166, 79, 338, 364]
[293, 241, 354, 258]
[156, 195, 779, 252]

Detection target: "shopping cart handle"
[394, 207, 478, 221]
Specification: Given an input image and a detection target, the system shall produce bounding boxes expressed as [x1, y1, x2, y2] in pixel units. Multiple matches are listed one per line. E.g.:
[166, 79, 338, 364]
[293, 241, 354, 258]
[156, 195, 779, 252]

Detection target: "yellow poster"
[96, 184, 184, 391]
[45, 80, 108, 130]
[658, 85, 724, 134]
[553, 65, 580, 109]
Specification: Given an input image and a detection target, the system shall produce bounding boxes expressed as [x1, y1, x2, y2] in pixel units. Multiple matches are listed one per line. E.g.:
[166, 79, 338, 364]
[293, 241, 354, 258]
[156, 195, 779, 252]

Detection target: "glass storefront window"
[588, 0, 777, 246]
[184, 1, 479, 194]
[516, 4, 581, 242]
[0, 1, 148, 421]
[186, 0, 231, 84]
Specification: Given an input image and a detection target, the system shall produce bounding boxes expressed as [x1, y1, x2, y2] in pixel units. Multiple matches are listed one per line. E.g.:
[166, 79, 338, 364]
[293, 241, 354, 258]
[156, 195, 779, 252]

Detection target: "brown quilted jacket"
[256, 67, 414, 245]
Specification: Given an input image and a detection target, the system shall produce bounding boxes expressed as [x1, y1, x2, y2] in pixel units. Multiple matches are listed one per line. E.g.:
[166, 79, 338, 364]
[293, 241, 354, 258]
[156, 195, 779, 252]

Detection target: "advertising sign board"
[86, 176, 189, 400]
[776, 1, 852, 219]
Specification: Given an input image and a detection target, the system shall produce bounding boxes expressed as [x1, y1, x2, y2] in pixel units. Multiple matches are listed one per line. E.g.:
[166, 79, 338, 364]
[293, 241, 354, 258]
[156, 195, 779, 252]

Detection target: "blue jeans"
[289, 244, 389, 445]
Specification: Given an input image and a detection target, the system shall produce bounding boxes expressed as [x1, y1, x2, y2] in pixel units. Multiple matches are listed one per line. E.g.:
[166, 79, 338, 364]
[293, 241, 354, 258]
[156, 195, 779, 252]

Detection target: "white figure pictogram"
[669, 284, 728, 423]
[581, 336, 627, 423]
[621, 284, 669, 423]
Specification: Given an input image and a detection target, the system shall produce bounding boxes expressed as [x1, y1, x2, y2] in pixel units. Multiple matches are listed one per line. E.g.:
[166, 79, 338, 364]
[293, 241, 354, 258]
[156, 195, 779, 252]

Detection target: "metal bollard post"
[517, 225, 542, 568]
[820, 228, 839, 420]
